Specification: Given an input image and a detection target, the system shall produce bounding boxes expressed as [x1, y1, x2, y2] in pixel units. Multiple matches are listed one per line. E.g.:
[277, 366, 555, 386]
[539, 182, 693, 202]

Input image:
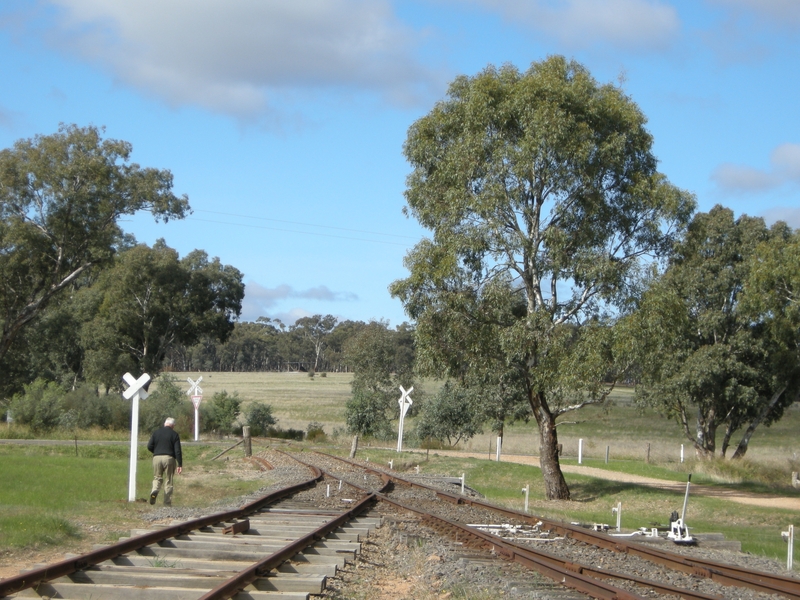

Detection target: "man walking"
[147, 417, 183, 506]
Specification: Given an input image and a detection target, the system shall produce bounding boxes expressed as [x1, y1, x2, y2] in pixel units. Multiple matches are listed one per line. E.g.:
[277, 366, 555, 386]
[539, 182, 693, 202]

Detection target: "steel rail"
[0, 466, 324, 597]
[410, 496, 724, 600]
[314, 451, 800, 599]
[198, 492, 378, 600]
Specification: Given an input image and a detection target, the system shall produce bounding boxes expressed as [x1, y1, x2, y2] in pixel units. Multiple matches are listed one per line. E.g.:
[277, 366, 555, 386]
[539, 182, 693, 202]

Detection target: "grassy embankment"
[2, 371, 799, 565]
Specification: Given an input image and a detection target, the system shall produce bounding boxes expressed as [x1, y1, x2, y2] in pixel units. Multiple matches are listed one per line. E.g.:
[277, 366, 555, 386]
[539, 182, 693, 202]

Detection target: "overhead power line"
[194, 209, 420, 241]
[186, 215, 415, 247]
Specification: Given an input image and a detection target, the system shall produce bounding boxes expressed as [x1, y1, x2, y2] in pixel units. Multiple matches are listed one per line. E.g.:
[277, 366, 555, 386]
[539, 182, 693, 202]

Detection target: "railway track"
[2, 447, 798, 599]
[0, 456, 383, 600]
[303, 450, 800, 600]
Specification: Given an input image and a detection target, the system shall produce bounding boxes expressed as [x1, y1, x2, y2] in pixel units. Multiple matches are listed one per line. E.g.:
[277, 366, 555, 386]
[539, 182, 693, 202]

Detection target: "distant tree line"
[162, 317, 416, 375]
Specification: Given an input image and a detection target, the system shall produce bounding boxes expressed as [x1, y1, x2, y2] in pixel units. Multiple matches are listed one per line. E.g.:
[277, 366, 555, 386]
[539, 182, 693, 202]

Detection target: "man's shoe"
[149, 491, 158, 505]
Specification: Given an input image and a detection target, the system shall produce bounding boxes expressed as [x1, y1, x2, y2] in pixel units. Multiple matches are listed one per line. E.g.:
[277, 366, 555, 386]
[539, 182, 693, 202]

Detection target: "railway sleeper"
[8, 581, 313, 600]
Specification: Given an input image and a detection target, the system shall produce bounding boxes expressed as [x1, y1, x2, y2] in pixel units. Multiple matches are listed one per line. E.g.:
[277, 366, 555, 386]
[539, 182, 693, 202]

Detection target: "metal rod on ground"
[681, 473, 692, 522]
[578, 438, 583, 464]
[211, 439, 244, 460]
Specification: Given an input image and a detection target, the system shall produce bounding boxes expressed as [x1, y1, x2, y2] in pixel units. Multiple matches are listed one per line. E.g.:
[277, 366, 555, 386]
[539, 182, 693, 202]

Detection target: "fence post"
[680, 444, 684, 463]
[578, 439, 583, 464]
[243, 426, 252, 458]
[605, 445, 610, 464]
[646, 443, 651, 464]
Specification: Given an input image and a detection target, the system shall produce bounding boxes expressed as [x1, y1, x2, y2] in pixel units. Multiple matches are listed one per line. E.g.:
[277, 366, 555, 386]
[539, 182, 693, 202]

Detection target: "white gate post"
[784, 525, 794, 570]
[122, 372, 150, 502]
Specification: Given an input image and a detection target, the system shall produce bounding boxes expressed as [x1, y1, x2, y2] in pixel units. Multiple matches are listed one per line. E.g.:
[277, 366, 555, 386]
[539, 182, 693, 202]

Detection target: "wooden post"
[243, 426, 252, 457]
[605, 445, 609, 464]
[646, 443, 651, 464]
[349, 434, 359, 459]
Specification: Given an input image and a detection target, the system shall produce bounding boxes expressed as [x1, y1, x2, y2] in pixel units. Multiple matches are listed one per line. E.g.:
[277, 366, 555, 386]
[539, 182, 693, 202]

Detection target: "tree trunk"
[731, 385, 791, 459]
[539, 417, 570, 500]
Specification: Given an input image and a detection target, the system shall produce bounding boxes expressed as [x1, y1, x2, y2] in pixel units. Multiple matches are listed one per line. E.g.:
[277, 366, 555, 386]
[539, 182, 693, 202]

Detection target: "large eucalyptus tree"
[391, 57, 694, 499]
[0, 125, 189, 367]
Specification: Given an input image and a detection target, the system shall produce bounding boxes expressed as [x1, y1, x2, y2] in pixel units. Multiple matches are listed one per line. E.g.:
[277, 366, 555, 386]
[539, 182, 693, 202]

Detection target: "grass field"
[163, 372, 800, 473]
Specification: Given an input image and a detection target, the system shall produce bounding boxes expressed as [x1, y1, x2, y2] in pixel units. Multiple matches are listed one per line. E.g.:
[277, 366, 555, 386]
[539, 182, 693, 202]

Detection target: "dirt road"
[431, 450, 800, 511]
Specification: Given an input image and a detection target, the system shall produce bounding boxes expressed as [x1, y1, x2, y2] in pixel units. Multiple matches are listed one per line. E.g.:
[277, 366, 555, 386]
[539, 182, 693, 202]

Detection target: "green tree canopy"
[633, 206, 797, 459]
[0, 124, 189, 366]
[391, 57, 695, 499]
[80, 240, 244, 385]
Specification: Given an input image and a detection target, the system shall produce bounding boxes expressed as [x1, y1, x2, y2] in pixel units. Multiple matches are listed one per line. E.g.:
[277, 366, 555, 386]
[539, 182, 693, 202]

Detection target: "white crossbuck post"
[396, 386, 413, 452]
[187, 377, 203, 441]
[122, 372, 150, 502]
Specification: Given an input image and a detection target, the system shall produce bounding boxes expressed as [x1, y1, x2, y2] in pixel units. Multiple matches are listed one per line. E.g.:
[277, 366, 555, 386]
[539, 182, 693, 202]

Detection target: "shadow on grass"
[568, 478, 682, 503]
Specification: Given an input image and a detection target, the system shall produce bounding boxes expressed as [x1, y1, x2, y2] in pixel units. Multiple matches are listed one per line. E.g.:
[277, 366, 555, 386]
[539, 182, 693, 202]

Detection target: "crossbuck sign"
[396, 386, 413, 452]
[187, 376, 203, 441]
[122, 372, 150, 502]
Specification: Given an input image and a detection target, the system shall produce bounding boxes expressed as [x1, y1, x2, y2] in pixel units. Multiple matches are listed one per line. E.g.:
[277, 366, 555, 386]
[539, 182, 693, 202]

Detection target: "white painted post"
[389, 459, 393, 470]
[496, 436, 502, 462]
[461, 473, 465, 494]
[578, 438, 583, 464]
[396, 386, 414, 452]
[415, 465, 420, 474]
[326, 484, 330, 498]
[784, 525, 794, 570]
[122, 372, 151, 503]
[522, 484, 530, 513]
[680, 444, 685, 463]
[613, 502, 622, 532]
[187, 377, 203, 442]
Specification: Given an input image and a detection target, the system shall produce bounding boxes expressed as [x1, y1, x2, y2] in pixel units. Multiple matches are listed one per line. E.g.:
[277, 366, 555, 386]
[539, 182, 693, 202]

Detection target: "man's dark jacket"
[147, 426, 183, 467]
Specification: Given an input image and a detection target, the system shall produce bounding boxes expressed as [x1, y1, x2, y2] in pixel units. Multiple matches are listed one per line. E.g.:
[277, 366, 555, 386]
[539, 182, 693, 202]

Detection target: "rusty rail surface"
[0, 465, 324, 597]
[315, 451, 800, 599]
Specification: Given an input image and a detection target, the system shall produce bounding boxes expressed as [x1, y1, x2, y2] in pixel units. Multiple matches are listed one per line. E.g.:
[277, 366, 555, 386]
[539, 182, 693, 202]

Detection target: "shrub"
[202, 390, 242, 435]
[265, 426, 304, 441]
[320, 372, 327, 378]
[10, 379, 64, 432]
[244, 402, 277, 437]
[306, 422, 326, 442]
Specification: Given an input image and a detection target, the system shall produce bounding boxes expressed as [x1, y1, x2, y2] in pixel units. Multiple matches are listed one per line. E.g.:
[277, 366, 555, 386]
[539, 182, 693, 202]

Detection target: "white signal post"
[187, 376, 203, 442]
[122, 372, 150, 502]
[396, 386, 413, 452]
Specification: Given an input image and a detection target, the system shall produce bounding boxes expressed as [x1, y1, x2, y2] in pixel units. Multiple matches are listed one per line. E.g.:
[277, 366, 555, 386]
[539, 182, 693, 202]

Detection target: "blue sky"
[1, 0, 798, 327]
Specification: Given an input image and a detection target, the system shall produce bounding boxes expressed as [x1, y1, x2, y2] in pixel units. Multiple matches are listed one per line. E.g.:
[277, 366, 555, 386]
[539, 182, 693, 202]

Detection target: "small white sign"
[191, 395, 202, 410]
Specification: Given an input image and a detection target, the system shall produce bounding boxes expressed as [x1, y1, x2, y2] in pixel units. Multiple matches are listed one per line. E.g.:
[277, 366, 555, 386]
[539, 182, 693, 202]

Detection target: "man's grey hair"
[164, 417, 176, 427]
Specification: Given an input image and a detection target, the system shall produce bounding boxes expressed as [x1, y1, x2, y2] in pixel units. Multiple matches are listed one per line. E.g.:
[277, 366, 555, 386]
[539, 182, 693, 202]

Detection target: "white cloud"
[28, 0, 439, 118]
[466, 0, 680, 51]
[707, 0, 800, 28]
[761, 207, 800, 229]
[240, 281, 358, 322]
[711, 143, 800, 194]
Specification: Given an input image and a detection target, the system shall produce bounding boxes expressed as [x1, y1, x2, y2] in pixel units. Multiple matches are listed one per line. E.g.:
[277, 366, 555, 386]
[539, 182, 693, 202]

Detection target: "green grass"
[0, 442, 276, 552]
